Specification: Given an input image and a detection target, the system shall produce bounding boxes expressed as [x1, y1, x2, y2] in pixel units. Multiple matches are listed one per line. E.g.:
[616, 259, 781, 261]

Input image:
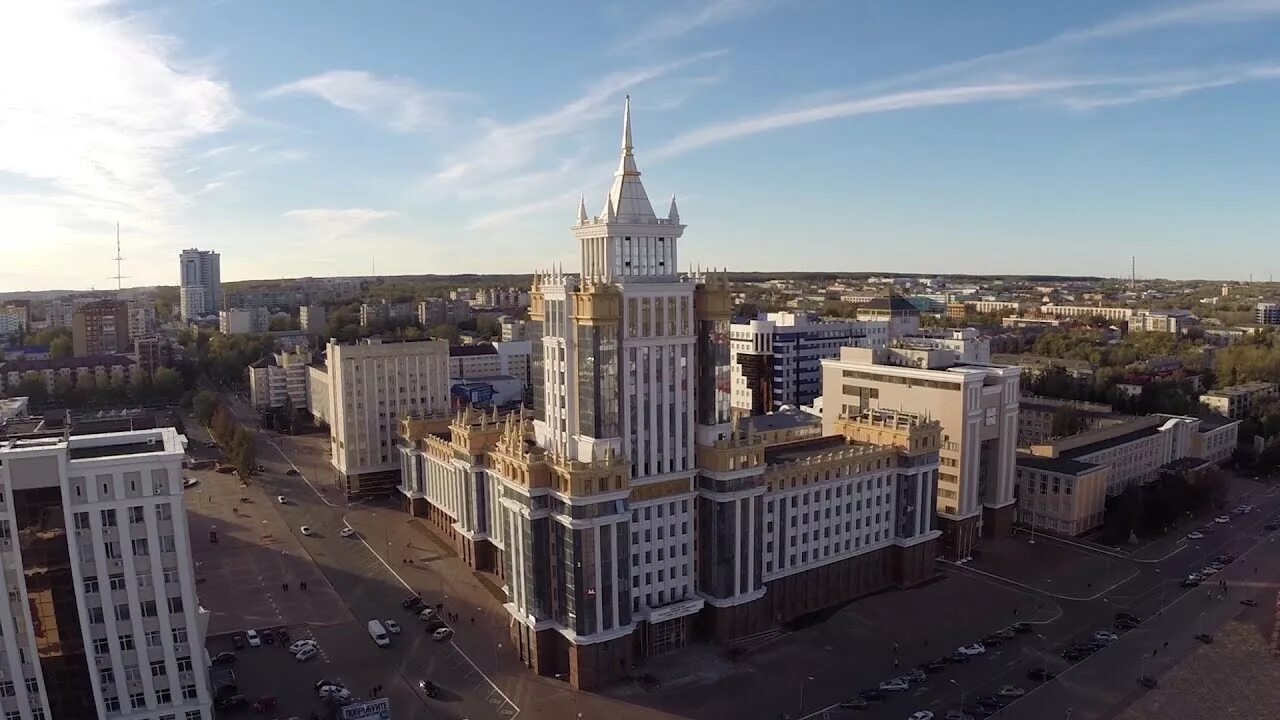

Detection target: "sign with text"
[341, 698, 390, 720]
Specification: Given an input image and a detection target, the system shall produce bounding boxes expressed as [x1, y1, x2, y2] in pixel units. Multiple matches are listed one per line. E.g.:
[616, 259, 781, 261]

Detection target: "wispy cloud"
[434, 50, 726, 193]
[616, 0, 771, 51]
[262, 70, 465, 132]
[0, 1, 238, 237]
[465, 192, 580, 231]
[283, 208, 400, 237]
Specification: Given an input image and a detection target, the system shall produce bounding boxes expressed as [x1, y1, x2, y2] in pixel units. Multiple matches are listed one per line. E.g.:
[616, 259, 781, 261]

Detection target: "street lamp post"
[798, 675, 814, 717]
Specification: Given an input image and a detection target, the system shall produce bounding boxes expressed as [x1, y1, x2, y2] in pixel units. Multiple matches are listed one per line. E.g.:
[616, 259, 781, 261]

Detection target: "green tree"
[49, 336, 73, 359]
[193, 390, 218, 425]
[1050, 405, 1085, 437]
[51, 376, 76, 406]
[431, 324, 461, 344]
[152, 368, 184, 399]
[14, 373, 48, 404]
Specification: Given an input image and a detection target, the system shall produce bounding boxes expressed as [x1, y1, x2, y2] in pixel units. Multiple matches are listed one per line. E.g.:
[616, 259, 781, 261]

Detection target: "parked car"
[419, 608, 438, 621]
[903, 668, 927, 683]
[287, 639, 317, 654]
[245, 630, 261, 647]
[423, 617, 447, 631]
[1114, 617, 1139, 630]
[974, 695, 1005, 708]
[231, 635, 244, 649]
[384, 620, 401, 634]
[1194, 633, 1214, 644]
[1010, 622, 1033, 633]
[296, 646, 318, 662]
[1242, 598, 1259, 607]
[210, 651, 237, 666]
[1199, 566, 1219, 576]
[277, 495, 288, 504]
[945, 652, 971, 663]
[981, 635, 1004, 646]
[315, 679, 344, 692]
[1137, 675, 1158, 689]
[836, 699, 869, 710]
[966, 706, 996, 719]
[1181, 574, 1203, 587]
[878, 679, 909, 692]
[997, 686, 1025, 698]
[183, 477, 199, 488]
[1061, 649, 1087, 662]
[432, 627, 453, 641]
[944, 712, 973, 720]
[1186, 531, 1204, 540]
[908, 712, 935, 720]
[992, 628, 1016, 640]
[1214, 515, 1230, 523]
[1264, 519, 1280, 531]
[402, 595, 424, 609]
[1027, 667, 1055, 681]
[859, 689, 887, 701]
[956, 643, 986, 656]
[286, 468, 299, 476]
[300, 526, 313, 536]
[1114, 612, 1140, 623]
[215, 694, 248, 711]
[1093, 630, 1119, 643]
[923, 661, 946, 673]
[419, 680, 439, 698]
[276, 628, 289, 644]
[341, 527, 357, 538]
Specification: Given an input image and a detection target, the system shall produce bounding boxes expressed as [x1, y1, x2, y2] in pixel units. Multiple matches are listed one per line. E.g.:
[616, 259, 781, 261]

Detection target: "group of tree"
[196, 390, 257, 477]
[1099, 468, 1229, 545]
[183, 331, 274, 387]
[3, 367, 188, 409]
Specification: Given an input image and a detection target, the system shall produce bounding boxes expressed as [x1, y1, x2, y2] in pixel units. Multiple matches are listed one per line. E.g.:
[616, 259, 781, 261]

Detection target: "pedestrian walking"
[301, 581, 307, 591]
[282, 582, 289, 592]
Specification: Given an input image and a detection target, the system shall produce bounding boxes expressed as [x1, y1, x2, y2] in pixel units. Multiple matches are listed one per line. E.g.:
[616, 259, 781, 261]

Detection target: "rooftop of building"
[450, 344, 498, 357]
[1058, 422, 1164, 460]
[1016, 453, 1102, 476]
[451, 374, 518, 384]
[1161, 456, 1212, 474]
[764, 435, 850, 464]
[745, 405, 820, 433]
[1203, 381, 1277, 397]
[0, 354, 136, 372]
[859, 292, 921, 314]
[1197, 414, 1239, 430]
[2, 427, 180, 458]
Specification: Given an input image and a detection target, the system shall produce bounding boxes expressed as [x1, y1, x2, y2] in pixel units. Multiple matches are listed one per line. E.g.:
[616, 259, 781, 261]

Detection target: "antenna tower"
[109, 223, 129, 290]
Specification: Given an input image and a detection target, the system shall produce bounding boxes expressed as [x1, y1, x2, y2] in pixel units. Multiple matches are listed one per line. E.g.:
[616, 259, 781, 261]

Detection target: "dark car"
[1264, 520, 1280, 530]
[287, 468, 299, 476]
[1027, 667, 1056, 681]
[836, 698, 869, 710]
[1114, 617, 1139, 630]
[981, 635, 1004, 646]
[1137, 675, 1158, 689]
[945, 652, 971, 663]
[923, 662, 946, 673]
[404, 597, 426, 612]
[276, 628, 290, 644]
[1194, 633, 1214, 644]
[1010, 622, 1033, 633]
[974, 695, 1005, 708]
[1061, 649, 1086, 662]
[858, 689, 887, 701]
[1242, 598, 1259, 607]
[993, 628, 1017, 640]
[424, 617, 447, 631]
[215, 694, 248, 711]
[231, 635, 244, 649]
[210, 651, 237, 666]
[261, 629, 274, 645]
[401, 595, 423, 608]
[1114, 612, 1140, 623]
[419, 680, 438, 698]
[966, 705, 996, 718]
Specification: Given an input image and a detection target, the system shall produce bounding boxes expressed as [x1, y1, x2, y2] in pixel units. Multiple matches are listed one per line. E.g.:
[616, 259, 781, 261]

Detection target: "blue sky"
[3, 0, 1280, 289]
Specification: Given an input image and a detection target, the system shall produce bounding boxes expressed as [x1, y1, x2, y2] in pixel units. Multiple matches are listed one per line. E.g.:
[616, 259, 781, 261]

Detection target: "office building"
[0, 355, 138, 395]
[1257, 303, 1280, 326]
[309, 338, 450, 495]
[855, 292, 922, 337]
[217, 308, 269, 336]
[499, 316, 528, 341]
[128, 304, 158, 344]
[821, 345, 1021, 560]
[729, 312, 887, 416]
[894, 328, 990, 365]
[964, 300, 1025, 314]
[178, 249, 221, 321]
[299, 305, 326, 335]
[72, 300, 131, 357]
[396, 101, 942, 690]
[46, 299, 87, 329]
[0, 304, 29, 337]
[1014, 454, 1110, 536]
[0, 397, 29, 422]
[1199, 381, 1278, 420]
[1038, 305, 1134, 322]
[0, 426, 212, 720]
[1130, 309, 1192, 334]
[1017, 396, 1129, 448]
[249, 346, 312, 411]
[222, 289, 305, 310]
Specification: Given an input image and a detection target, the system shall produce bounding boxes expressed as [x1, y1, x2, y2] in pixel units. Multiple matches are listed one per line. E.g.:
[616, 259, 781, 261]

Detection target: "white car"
[1093, 630, 1119, 643]
[432, 627, 453, 641]
[277, 495, 288, 504]
[419, 608, 438, 621]
[909, 712, 935, 720]
[384, 620, 401, 634]
[320, 686, 351, 703]
[183, 477, 199, 488]
[300, 526, 313, 536]
[1215, 516, 1230, 524]
[956, 643, 986, 656]
[1200, 566, 1219, 576]
[879, 679, 910, 692]
[997, 685, 1025, 698]
[296, 646, 318, 662]
[245, 629, 261, 647]
[1186, 531, 1204, 540]
[288, 639, 318, 654]
[340, 527, 357, 538]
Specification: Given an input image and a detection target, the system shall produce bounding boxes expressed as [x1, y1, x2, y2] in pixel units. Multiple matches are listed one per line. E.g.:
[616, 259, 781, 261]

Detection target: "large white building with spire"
[397, 98, 942, 690]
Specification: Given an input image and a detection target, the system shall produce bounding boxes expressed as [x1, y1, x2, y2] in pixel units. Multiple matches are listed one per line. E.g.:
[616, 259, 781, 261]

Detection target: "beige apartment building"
[72, 299, 130, 356]
[1199, 381, 1278, 420]
[1038, 305, 1135, 321]
[1015, 454, 1109, 536]
[821, 345, 1021, 560]
[249, 346, 312, 410]
[309, 338, 450, 495]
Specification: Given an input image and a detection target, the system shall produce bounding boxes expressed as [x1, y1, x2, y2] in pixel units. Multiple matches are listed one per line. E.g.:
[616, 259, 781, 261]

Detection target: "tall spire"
[616, 95, 640, 178]
[607, 95, 655, 220]
[667, 195, 680, 224]
[576, 196, 588, 224]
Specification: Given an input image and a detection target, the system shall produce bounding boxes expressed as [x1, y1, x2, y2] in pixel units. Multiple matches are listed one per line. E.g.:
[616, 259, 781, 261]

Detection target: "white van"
[367, 620, 390, 647]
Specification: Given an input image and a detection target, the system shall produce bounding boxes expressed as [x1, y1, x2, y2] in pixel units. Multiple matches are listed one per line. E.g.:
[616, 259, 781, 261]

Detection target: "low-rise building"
[499, 316, 528, 341]
[299, 305, 327, 334]
[1001, 315, 1070, 329]
[965, 300, 1025, 314]
[1202, 327, 1249, 346]
[0, 355, 137, 394]
[992, 353, 1095, 381]
[360, 300, 415, 327]
[249, 346, 312, 411]
[1256, 303, 1280, 326]
[128, 302, 158, 343]
[1039, 305, 1134, 322]
[1025, 414, 1201, 496]
[417, 297, 473, 326]
[219, 307, 269, 335]
[893, 327, 991, 365]
[1199, 381, 1278, 420]
[1015, 454, 1110, 536]
[1017, 396, 1131, 448]
[1130, 309, 1193, 334]
[0, 304, 29, 336]
[133, 335, 172, 380]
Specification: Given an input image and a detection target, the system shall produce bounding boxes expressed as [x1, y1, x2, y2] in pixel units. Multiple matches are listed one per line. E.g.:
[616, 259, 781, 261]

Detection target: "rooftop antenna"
[1129, 256, 1135, 291]
[109, 223, 129, 291]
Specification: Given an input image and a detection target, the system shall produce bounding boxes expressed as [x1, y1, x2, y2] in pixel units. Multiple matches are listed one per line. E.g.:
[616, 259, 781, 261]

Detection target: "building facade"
[73, 300, 131, 357]
[1014, 454, 1109, 536]
[299, 305, 326, 335]
[821, 345, 1021, 560]
[396, 101, 942, 691]
[0, 427, 212, 720]
[217, 308, 269, 336]
[729, 312, 886, 416]
[128, 304, 158, 344]
[0, 304, 29, 337]
[1200, 381, 1278, 420]
[1038, 305, 1134, 321]
[249, 347, 312, 411]
[313, 338, 450, 495]
[1256, 303, 1280, 326]
[1, 356, 137, 395]
[178, 250, 221, 322]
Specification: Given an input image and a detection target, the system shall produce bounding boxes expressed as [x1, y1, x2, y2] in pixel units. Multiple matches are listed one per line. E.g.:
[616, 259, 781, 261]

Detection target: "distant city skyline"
[4, 0, 1280, 290]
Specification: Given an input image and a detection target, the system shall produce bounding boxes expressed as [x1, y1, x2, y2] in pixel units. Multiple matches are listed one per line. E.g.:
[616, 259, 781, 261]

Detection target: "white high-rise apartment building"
[0, 427, 211, 720]
[312, 338, 450, 495]
[178, 250, 221, 321]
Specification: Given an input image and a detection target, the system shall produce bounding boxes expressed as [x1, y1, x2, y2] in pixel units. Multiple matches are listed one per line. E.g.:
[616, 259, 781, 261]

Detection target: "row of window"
[763, 533, 884, 574]
[87, 595, 185, 624]
[102, 687, 199, 712]
[99, 656, 192, 685]
[85, 568, 182, 594]
[74, 505, 173, 529]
